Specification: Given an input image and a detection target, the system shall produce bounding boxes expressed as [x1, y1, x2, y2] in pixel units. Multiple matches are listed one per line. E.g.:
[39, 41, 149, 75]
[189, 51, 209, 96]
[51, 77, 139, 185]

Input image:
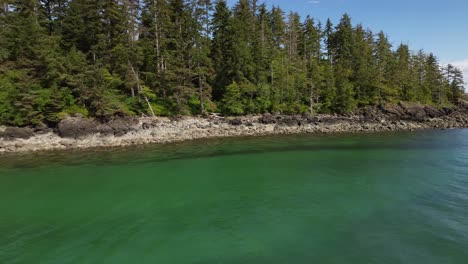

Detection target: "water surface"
[1, 130, 468, 263]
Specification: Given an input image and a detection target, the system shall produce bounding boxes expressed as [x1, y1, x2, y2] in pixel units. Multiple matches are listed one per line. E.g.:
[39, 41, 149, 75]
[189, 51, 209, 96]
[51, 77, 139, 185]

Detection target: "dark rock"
[33, 123, 53, 134]
[424, 106, 445, 118]
[114, 131, 126, 137]
[57, 117, 98, 138]
[277, 116, 300, 127]
[229, 118, 243, 126]
[398, 102, 427, 121]
[107, 117, 139, 135]
[0, 127, 34, 140]
[246, 122, 254, 127]
[95, 124, 114, 136]
[442, 107, 455, 115]
[319, 116, 346, 125]
[305, 116, 319, 124]
[259, 114, 276, 124]
[142, 122, 151, 130]
[59, 141, 74, 148]
[170, 116, 184, 122]
[380, 104, 406, 120]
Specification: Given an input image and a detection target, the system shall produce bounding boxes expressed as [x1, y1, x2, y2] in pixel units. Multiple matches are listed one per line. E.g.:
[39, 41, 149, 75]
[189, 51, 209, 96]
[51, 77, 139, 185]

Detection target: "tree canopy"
[0, 0, 465, 126]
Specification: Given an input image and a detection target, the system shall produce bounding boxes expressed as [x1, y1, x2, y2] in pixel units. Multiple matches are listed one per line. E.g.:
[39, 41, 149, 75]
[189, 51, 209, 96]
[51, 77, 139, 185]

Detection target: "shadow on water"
[1, 129, 467, 170]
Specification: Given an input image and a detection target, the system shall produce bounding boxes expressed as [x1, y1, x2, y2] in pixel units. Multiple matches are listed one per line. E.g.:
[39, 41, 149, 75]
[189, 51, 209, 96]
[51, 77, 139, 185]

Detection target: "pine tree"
[210, 0, 233, 100]
[191, 0, 214, 114]
[425, 53, 444, 104]
[394, 44, 415, 101]
[300, 16, 322, 113]
[1, 2, 466, 125]
[351, 25, 376, 105]
[331, 14, 355, 113]
[374, 31, 397, 103]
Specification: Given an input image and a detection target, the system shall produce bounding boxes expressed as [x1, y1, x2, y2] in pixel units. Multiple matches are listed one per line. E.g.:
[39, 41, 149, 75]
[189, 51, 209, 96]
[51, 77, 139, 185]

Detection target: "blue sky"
[227, 0, 468, 86]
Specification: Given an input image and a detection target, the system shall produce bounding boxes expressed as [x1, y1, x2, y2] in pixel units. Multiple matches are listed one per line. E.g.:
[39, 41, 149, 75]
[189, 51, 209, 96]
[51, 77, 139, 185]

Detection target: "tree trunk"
[199, 73, 204, 115]
[130, 62, 156, 117]
[309, 83, 314, 114]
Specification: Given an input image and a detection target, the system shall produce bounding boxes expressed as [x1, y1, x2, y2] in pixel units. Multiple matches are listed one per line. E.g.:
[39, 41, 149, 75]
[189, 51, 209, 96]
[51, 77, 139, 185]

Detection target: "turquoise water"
[1, 130, 468, 263]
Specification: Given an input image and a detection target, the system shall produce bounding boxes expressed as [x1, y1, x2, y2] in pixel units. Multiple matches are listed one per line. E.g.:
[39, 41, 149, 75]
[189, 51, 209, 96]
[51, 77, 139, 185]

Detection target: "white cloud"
[308, 0, 320, 4]
[447, 59, 468, 89]
[450, 59, 468, 72]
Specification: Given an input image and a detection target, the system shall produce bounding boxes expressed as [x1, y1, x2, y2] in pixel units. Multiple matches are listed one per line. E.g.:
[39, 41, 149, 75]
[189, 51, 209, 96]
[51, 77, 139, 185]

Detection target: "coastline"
[1, 103, 468, 154]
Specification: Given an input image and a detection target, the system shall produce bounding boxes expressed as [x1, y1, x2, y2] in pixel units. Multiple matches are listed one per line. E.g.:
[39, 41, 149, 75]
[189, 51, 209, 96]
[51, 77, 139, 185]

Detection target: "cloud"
[308, 0, 320, 4]
[447, 59, 468, 89]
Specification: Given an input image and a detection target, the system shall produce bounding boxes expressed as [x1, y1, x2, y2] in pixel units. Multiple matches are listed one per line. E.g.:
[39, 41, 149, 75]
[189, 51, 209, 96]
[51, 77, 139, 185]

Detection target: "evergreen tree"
[210, 0, 233, 99]
[331, 14, 355, 113]
[0, 1, 465, 125]
[374, 31, 397, 103]
[424, 53, 444, 104]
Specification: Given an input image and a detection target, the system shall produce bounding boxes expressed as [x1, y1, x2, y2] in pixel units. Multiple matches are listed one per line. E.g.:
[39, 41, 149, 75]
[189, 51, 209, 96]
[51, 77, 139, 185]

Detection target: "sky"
[227, 0, 468, 87]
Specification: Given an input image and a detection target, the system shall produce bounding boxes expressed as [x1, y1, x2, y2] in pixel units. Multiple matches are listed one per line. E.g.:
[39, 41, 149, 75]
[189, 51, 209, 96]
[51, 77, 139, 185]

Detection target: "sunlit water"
[1, 130, 468, 263]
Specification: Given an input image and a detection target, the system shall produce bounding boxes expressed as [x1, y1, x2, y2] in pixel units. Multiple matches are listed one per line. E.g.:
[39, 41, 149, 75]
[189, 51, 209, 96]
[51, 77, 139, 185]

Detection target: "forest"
[0, 0, 465, 126]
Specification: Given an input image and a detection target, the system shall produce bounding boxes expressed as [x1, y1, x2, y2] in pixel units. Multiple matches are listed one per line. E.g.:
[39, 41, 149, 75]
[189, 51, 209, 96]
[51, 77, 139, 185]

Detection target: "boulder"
[358, 107, 383, 122]
[318, 116, 347, 125]
[259, 114, 277, 124]
[57, 117, 98, 138]
[142, 122, 152, 130]
[380, 104, 406, 120]
[398, 102, 427, 121]
[229, 118, 243, 126]
[277, 116, 301, 127]
[424, 106, 445, 118]
[0, 127, 34, 140]
[301, 113, 319, 124]
[95, 124, 114, 136]
[442, 107, 456, 115]
[107, 117, 139, 135]
[33, 123, 53, 134]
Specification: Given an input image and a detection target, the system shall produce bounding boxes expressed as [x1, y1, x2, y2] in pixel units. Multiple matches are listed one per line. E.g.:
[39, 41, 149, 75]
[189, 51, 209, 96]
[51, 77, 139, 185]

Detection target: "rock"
[229, 118, 243, 126]
[59, 141, 74, 147]
[442, 107, 455, 115]
[107, 117, 139, 135]
[114, 131, 126, 137]
[57, 117, 97, 138]
[319, 116, 346, 125]
[33, 123, 53, 134]
[170, 116, 184, 122]
[0, 127, 34, 140]
[380, 104, 406, 120]
[277, 116, 300, 127]
[424, 106, 445, 118]
[95, 124, 114, 136]
[398, 102, 426, 122]
[142, 122, 151, 130]
[259, 114, 276, 124]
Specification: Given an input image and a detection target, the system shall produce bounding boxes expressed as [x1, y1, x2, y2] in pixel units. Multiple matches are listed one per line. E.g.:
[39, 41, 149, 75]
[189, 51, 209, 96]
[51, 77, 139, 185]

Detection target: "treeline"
[0, 0, 465, 126]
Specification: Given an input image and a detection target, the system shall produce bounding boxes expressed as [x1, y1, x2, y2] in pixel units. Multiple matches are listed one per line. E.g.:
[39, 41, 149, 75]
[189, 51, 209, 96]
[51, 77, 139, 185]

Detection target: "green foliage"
[222, 82, 244, 115]
[0, 1, 464, 126]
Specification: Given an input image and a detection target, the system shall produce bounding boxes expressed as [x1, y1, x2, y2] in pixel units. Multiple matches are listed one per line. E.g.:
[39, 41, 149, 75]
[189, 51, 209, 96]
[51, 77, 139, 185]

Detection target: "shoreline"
[1, 103, 468, 154]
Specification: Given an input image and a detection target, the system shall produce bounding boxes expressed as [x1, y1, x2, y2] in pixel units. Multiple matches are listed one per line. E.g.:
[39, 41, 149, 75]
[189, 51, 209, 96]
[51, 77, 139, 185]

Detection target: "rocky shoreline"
[1, 102, 468, 154]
